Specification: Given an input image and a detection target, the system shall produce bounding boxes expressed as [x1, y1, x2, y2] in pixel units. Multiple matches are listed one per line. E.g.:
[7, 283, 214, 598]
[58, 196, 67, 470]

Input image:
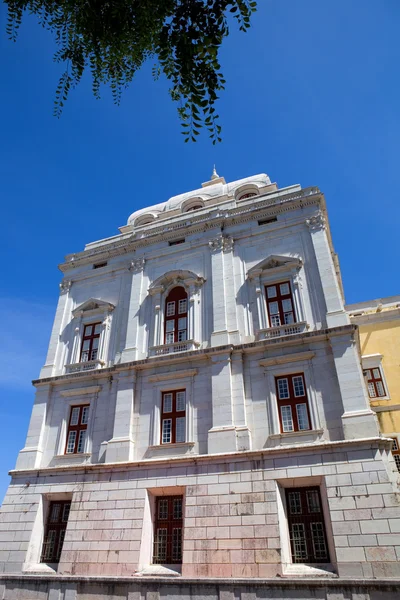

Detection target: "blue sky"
[0, 0, 399, 502]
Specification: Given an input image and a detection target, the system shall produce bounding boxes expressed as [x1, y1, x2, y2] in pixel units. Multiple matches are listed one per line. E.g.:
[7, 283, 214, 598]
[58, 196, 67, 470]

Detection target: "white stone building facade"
[0, 171, 399, 599]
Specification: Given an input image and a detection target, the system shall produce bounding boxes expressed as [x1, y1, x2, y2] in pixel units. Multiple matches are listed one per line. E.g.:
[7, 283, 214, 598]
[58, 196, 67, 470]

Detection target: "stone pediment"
[149, 270, 205, 295]
[72, 298, 115, 317]
[247, 255, 302, 279]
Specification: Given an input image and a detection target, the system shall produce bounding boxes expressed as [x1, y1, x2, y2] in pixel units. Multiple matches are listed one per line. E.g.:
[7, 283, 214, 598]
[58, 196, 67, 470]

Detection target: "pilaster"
[231, 351, 251, 451]
[121, 258, 146, 363]
[330, 332, 380, 439]
[306, 213, 348, 327]
[105, 370, 136, 463]
[209, 235, 234, 347]
[15, 384, 52, 470]
[39, 284, 71, 378]
[208, 351, 237, 453]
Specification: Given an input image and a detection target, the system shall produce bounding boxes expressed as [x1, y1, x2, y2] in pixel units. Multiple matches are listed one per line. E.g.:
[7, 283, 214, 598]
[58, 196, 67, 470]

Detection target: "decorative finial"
[211, 165, 219, 180]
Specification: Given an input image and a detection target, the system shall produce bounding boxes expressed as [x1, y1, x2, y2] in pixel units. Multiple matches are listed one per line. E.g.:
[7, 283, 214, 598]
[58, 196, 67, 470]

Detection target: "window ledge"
[23, 563, 57, 575]
[149, 442, 195, 450]
[54, 453, 92, 460]
[145, 442, 195, 460]
[268, 429, 324, 447]
[283, 563, 337, 577]
[137, 565, 181, 577]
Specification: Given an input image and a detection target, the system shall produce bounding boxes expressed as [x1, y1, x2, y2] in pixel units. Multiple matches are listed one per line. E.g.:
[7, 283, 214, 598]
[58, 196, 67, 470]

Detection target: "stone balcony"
[149, 340, 200, 357]
[258, 321, 309, 340]
[65, 359, 105, 374]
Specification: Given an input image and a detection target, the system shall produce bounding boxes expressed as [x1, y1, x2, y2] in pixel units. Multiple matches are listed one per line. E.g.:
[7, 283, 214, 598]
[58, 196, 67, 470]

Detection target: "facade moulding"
[59, 189, 324, 272]
[1, 574, 400, 588]
[8, 436, 391, 478]
[373, 404, 400, 413]
[259, 351, 315, 367]
[349, 308, 400, 326]
[59, 386, 101, 397]
[32, 325, 358, 388]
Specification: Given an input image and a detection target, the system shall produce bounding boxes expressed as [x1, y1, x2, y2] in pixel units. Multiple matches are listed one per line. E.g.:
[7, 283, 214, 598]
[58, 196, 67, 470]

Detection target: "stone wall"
[1, 440, 399, 580]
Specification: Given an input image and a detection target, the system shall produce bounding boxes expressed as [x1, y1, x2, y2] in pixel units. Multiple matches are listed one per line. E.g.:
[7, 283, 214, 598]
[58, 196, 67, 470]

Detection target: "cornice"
[32, 324, 356, 388]
[8, 436, 388, 478]
[349, 308, 400, 326]
[1, 574, 400, 589]
[59, 188, 323, 273]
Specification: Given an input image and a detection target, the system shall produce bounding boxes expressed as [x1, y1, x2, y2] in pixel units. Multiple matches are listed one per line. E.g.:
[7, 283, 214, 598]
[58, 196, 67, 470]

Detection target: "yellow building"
[346, 295, 400, 471]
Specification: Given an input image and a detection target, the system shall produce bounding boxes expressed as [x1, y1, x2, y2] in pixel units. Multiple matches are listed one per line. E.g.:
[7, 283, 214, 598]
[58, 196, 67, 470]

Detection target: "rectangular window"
[153, 495, 183, 564]
[65, 404, 89, 454]
[265, 281, 296, 328]
[41, 500, 71, 563]
[391, 437, 400, 473]
[275, 374, 311, 433]
[80, 323, 101, 362]
[364, 368, 386, 398]
[161, 390, 186, 444]
[286, 487, 329, 564]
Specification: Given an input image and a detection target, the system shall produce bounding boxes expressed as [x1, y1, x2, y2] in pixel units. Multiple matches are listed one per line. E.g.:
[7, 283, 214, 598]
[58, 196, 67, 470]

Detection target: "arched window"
[185, 204, 203, 212]
[238, 192, 257, 201]
[164, 286, 188, 344]
[134, 214, 155, 227]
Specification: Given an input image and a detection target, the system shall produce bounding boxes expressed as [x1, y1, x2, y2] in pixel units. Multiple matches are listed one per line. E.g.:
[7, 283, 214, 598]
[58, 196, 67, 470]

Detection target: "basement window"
[258, 217, 277, 226]
[169, 239, 185, 246]
[93, 262, 107, 269]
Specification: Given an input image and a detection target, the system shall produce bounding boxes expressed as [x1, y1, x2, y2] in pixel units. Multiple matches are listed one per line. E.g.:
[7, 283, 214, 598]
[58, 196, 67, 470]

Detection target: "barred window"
[391, 437, 400, 473]
[41, 501, 71, 563]
[153, 495, 183, 564]
[286, 487, 329, 564]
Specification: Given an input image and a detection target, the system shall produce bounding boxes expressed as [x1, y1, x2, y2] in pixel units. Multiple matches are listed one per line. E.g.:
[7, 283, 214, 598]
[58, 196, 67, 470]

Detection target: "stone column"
[121, 257, 146, 362]
[105, 370, 136, 463]
[306, 213, 348, 328]
[208, 351, 237, 453]
[330, 331, 379, 439]
[15, 384, 51, 470]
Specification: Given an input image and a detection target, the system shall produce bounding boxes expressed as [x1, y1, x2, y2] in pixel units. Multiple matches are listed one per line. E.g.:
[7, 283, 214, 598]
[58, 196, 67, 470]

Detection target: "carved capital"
[209, 235, 234, 253]
[59, 279, 72, 293]
[129, 257, 145, 273]
[306, 213, 326, 231]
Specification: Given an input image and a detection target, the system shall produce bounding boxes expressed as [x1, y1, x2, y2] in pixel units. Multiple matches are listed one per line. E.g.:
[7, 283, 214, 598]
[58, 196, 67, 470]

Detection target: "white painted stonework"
[1, 172, 399, 599]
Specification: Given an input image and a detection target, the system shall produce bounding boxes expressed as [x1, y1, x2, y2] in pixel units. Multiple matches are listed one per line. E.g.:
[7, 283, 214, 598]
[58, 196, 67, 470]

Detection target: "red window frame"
[161, 390, 186, 444]
[41, 500, 71, 563]
[80, 322, 101, 362]
[286, 487, 330, 564]
[65, 404, 89, 454]
[275, 373, 311, 433]
[164, 286, 188, 345]
[153, 495, 183, 564]
[265, 281, 296, 328]
[391, 438, 400, 473]
[364, 368, 386, 398]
